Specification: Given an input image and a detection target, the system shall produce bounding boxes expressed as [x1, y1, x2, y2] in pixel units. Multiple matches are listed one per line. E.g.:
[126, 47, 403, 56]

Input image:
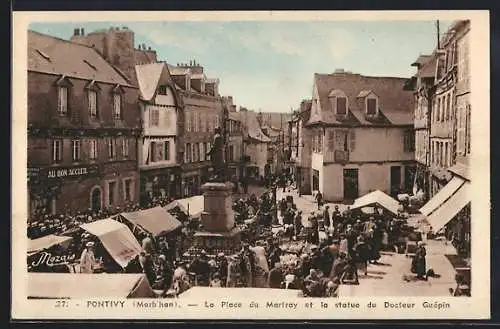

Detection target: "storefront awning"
[351, 190, 400, 215]
[165, 195, 204, 218]
[419, 176, 465, 216]
[80, 218, 142, 268]
[28, 235, 73, 255]
[425, 181, 471, 234]
[27, 273, 155, 298]
[120, 206, 181, 237]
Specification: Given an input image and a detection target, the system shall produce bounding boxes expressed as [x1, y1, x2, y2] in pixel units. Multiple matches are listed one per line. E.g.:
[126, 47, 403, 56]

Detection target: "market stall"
[165, 195, 204, 219]
[350, 190, 401, 216]
[120, 206, 181, 238]
[80, 218, 142, 268]
[28, 234, 73, 256]
[27, 273, 155, 298]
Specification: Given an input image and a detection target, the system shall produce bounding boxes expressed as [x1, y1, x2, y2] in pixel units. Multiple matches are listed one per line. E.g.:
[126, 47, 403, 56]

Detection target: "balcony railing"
[334, 150, 349, 163]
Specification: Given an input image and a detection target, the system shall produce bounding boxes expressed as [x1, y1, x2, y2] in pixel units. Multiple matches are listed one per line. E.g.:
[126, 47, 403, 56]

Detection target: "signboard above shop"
[28, 164, 99, 182]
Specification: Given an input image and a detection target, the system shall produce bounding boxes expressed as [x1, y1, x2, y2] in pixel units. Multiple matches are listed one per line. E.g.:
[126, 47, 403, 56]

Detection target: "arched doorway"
[90, 186, 102, 211]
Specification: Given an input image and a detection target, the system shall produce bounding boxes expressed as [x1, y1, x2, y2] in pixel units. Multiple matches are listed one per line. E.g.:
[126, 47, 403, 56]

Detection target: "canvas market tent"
[120, 206, 181, 237]
[350, 190, 400, 216]
[28, 234, 73, 256]
[27, 273, 155, 298]
[165, 195, 204, 218]
[80, 218, 142, 268]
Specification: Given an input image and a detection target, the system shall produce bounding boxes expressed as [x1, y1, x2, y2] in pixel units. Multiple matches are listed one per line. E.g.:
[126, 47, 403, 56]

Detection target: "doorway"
[390, 166, 402, 196]
[343, 168, 359, 201]
[312, 170, 319, 191]
[90, 187, 102, 211]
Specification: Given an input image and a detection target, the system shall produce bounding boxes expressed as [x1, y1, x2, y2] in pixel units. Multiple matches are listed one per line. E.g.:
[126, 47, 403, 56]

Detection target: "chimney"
[334, 68, 345, 74]
[123, 26, 128, 30]
[74, 28, 80, 36]
[138, 45, 141, 50]
[148, 46, 151, 50]
[80, 28, 84, 35]
[189, 60, 192, 66]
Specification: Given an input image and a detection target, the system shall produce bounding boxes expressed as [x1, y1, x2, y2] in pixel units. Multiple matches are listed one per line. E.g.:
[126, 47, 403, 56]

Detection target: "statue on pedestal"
[207, 127, 226, 182]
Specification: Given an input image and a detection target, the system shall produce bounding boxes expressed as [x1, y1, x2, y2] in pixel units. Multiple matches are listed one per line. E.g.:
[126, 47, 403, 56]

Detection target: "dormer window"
[357, 90, 379, 116]
[54, 75, 73, 116]
[328, 89, 348, 116]
[85, 80, 101, 119]
[158, 85, 168, 95]
[367, 98, 377, 115]
[112, 85, 125, 120]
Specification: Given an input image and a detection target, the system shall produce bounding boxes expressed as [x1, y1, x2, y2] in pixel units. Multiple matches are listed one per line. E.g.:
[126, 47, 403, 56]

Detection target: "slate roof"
[309, 72, 414, 126]
[28, 30, 133, 87]
[411, 55, 432, 67]
[135, 62, 167, 101]
[239, 111, 271, 143]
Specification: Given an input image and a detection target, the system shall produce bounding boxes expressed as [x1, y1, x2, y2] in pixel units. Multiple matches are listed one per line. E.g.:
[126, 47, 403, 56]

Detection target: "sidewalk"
[338, 239, 457, 297]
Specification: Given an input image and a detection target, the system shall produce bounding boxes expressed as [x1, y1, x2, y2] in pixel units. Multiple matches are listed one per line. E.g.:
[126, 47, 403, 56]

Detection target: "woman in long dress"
[79, 242, 97, 273]
[412, 241, 427, 280]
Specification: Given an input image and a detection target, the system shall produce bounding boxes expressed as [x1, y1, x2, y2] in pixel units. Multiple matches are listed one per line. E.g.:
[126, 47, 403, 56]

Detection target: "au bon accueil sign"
[29, 165, 99, 181]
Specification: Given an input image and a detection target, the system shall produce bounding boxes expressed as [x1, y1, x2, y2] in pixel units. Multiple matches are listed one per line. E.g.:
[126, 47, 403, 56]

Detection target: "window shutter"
[456, 105, 465, 155]
[349, 130, 356, 151]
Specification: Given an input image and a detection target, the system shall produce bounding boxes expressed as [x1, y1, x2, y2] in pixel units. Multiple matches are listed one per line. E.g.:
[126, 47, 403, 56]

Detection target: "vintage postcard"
[11, 10, 490, 320]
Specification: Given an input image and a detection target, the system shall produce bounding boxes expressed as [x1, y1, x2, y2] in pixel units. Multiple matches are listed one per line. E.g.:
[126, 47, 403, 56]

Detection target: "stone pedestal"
[193, 182, 241, 254]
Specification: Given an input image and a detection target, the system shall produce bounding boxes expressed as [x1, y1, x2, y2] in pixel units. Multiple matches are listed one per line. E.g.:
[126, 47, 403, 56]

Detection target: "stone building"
[409, 20, 471, 259]
[28, 30, 141, 215]
[168, 61, 222, 197]
[305, 70, 415, 202]
[135, 62, 184, 203]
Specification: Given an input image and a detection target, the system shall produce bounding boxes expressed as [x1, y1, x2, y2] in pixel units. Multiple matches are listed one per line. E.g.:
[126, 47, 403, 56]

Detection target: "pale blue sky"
[29, 20, 452, 112]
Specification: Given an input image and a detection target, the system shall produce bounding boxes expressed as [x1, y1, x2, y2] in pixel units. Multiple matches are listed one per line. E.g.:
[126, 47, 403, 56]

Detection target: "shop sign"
[31, 164, 100, 181]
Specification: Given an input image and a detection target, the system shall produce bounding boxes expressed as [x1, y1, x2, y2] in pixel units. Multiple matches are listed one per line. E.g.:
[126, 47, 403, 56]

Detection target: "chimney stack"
[74, 28, 80, 36]
[80, 28, 84, 35]
[148, 46, 151, 50]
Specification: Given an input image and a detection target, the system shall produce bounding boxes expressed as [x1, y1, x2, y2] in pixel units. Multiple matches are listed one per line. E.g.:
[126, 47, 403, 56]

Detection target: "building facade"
[135, 62, 184, 204]
[168, 61, 222, 197]
[297, 100, 313, 195]
[28, 31, 141, 215]
[305, 70, 415, 202]
[239, 110, 272, 181]
[227, 111, 245, 181]
[409, 20, 471, 259]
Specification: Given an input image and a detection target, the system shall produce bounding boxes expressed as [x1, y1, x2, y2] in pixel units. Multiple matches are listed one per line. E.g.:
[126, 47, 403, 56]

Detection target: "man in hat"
[226, 255, 241, 287]
[79, 241, 97, 273]
[268, 262, 284, 289]
[216, 253, 228, 287]
[322, 205, 330, 229]
[189, 250, 211, 286]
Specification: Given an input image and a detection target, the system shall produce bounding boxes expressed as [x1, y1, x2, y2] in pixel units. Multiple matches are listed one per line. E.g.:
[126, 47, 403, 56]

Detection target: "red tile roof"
[310, 72, 414, 126]
[28, 30, 133, 87]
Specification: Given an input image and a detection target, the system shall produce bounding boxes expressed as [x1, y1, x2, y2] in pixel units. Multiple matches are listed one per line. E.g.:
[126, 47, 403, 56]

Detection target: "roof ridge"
[29, 29, 96, 50]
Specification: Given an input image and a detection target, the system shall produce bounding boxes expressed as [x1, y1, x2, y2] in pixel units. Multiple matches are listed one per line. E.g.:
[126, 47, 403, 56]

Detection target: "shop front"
[140, 167, 182, 205]
[28, 162, 140, 215]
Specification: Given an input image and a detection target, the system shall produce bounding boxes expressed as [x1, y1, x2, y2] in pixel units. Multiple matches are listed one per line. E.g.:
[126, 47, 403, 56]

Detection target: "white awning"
[351, 190, 400, 215]
[165, 195, 204, 218]
[28, 235, 73, 255]
[419, 176, 465, 216]
[426, 182, 470, 234]
[80, 218, 142, 268]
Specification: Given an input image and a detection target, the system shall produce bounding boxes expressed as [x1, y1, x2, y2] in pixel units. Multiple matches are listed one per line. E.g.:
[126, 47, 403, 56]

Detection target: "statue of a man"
[207, 127, 225, 181]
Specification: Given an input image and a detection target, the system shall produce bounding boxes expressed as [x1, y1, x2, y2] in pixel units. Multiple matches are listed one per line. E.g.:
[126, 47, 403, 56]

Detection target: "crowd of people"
[28, 173, 428, 298]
